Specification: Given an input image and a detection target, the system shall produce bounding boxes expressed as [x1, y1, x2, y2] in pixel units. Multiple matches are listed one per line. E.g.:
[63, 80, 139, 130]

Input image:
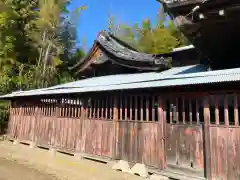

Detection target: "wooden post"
[146, 96, 149, 121]
[224, 95, 229, 125]
[196, 99, 200, 124]
[113, 95, 119, 159]
[51, 98, 61, 146]
[214, 95, 219, 125]
[135, 96, 138, 121]
[189, 99, 193, 124]
[124, 96, 127, 120]
[32, 100, 39, 143]
[140, 96, 143, 121]
[81, 98, 87, 119]
[182, 97, 186, 124]
[162, 97, 167, 169]
[130, 96, 133, 121]
[203, 96, 212, 179]
[158, 96, 166, 169]
[7, 101, 13, 137]
[169, 99, 173, 123]
[234, 94, 239, 126]
[152, 96, 155, 121]
[17, 102, 24, 140]
[175, 98, 179, 124]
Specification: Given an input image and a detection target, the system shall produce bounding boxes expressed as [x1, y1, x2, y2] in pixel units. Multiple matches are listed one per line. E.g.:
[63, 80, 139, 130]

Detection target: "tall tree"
[0, 0, 87, 90]
[108, 6, 189, 55]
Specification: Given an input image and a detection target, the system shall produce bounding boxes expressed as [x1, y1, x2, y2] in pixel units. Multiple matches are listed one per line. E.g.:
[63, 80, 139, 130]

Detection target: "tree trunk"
[38, 31, 46, 66]
[42, 43, 51, 88]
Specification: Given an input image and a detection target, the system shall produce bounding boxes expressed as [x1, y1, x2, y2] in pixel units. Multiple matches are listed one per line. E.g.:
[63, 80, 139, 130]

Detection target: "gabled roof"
[71, 31, 170, 73]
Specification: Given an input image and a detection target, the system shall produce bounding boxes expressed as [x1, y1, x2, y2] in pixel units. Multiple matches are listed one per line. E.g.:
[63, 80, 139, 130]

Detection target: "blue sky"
[68, 0, 161, 50]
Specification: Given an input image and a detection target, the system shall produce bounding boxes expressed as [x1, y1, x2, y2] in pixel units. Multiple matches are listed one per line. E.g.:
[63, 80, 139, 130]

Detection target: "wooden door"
[164, 96, 205, 178]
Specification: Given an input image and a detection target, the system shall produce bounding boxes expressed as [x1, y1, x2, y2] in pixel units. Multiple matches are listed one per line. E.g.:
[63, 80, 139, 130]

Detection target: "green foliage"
[0, 0, 87, 129]
[108, 7, 190, 57]
[0, 101, 9, 134]
[138, 28, 179, 54]
[0, 0, 87, 89]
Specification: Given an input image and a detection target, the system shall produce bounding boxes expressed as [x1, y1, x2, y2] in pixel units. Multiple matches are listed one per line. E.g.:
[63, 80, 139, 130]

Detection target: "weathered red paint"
[8, 92, 240, 180]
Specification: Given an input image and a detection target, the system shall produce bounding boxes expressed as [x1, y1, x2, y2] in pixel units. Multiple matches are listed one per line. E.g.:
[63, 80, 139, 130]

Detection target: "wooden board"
[116, 121, 165, 169]
[166, 124, 204, 177]
[209, 125, 240, 180]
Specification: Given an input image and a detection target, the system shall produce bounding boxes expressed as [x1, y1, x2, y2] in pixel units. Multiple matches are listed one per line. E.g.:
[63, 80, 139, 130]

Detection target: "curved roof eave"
[70, 30, 172, 72]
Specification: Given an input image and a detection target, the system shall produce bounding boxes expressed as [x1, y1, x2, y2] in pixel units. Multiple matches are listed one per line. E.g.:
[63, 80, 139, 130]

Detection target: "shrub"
[0, 101, 9, 134]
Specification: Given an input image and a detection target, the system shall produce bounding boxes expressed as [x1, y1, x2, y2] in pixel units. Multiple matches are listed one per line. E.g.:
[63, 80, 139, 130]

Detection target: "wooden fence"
[6, 91, 240, 180]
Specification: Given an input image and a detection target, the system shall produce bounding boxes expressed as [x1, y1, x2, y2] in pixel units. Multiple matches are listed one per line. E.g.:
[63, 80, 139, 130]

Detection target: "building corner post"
[203, 95, 212, 179]
[113, 94, 119, 159]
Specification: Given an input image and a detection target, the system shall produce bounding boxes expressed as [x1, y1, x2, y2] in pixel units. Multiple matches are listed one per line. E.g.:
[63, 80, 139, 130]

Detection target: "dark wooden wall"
[7, 91, 240, 179]
[203, 94, 240, 180]
[8, 96, 114, 158]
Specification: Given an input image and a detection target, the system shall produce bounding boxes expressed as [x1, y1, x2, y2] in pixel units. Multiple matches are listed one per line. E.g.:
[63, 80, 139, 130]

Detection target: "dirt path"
[0, 158, 59, 180]
[0, 141, 144, 180]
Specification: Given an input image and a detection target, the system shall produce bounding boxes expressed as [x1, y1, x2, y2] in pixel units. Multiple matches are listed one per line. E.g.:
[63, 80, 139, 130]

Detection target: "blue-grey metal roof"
[47, 64, 207, 90]
[1, 64, 240, 99]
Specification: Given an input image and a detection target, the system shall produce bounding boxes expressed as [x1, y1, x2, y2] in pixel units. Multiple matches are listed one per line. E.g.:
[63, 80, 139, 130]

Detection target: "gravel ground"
[0, 141, 144, 180]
